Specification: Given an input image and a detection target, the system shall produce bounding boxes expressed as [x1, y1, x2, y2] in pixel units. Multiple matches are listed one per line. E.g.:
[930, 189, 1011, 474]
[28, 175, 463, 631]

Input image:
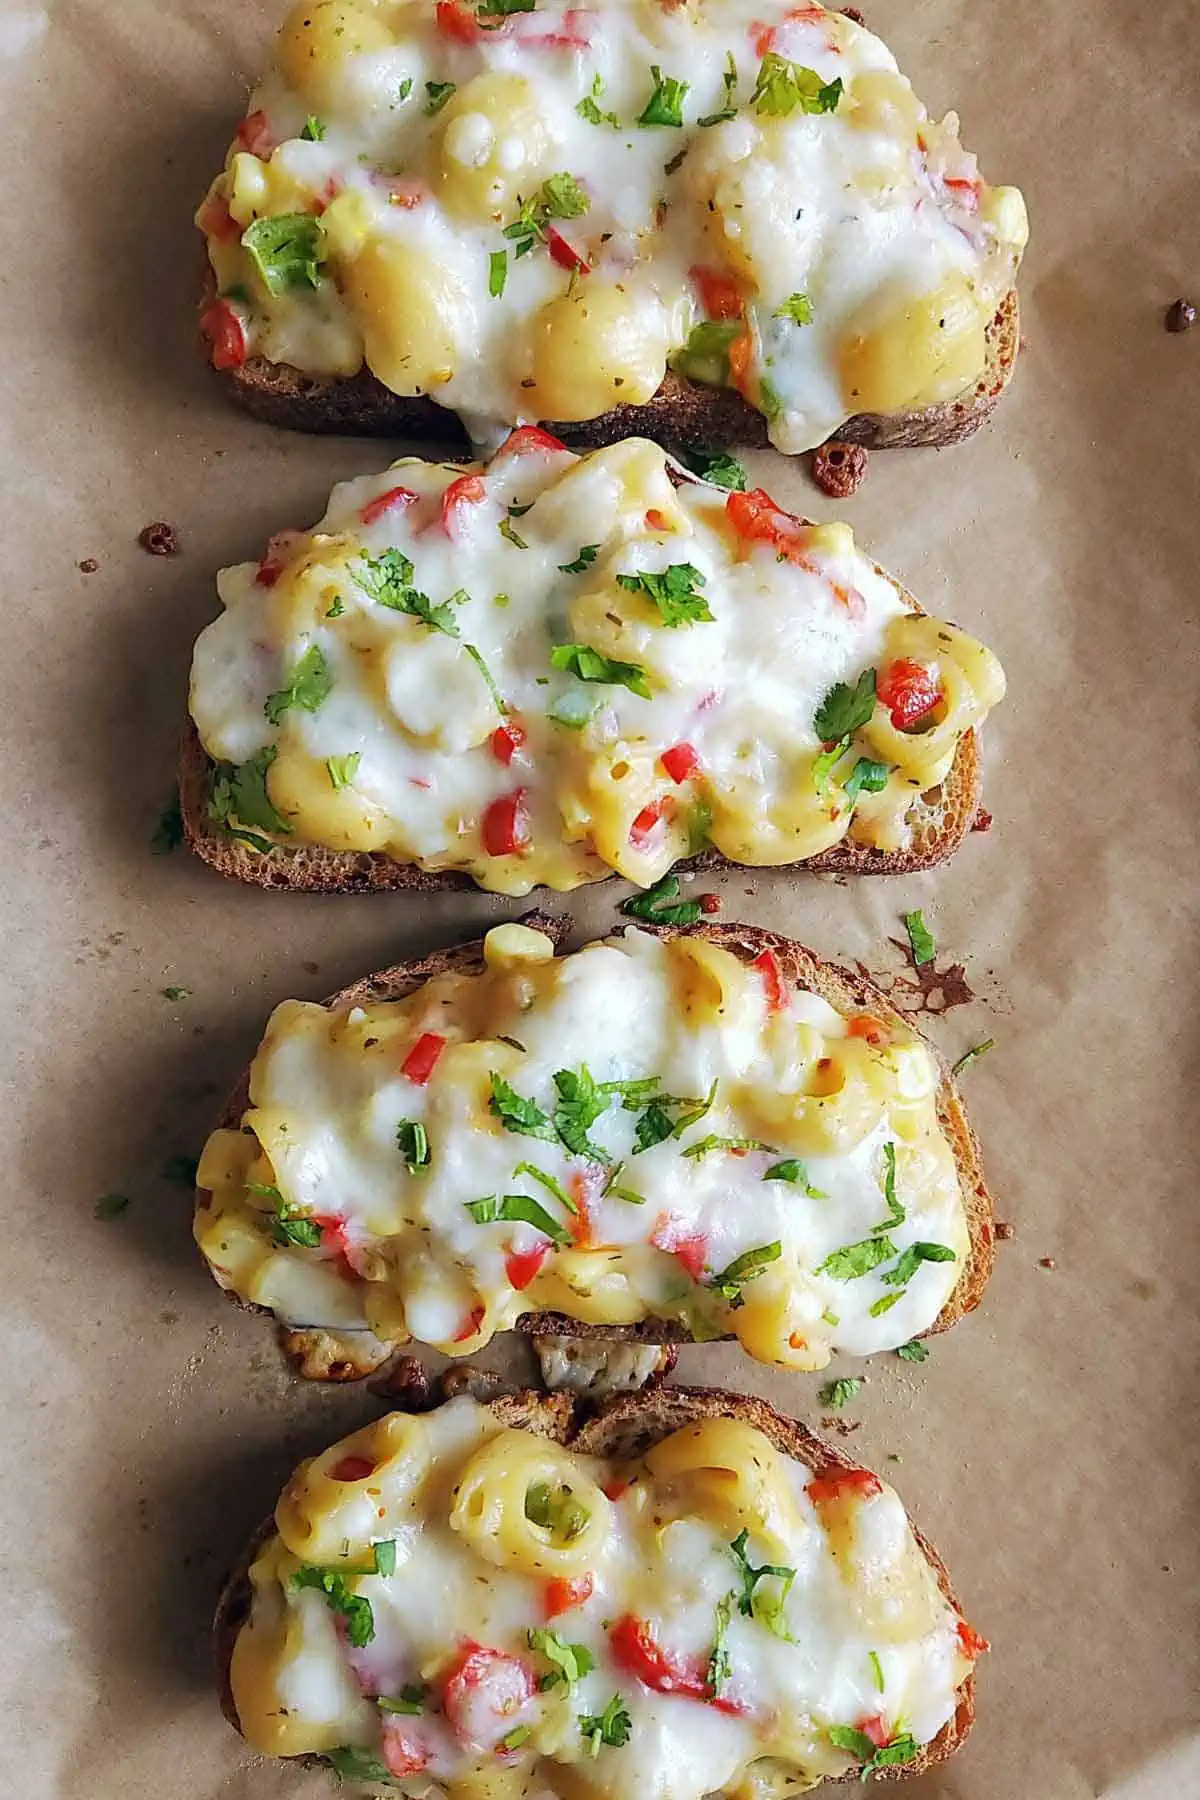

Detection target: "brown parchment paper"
[1, 2, 1197, 1796]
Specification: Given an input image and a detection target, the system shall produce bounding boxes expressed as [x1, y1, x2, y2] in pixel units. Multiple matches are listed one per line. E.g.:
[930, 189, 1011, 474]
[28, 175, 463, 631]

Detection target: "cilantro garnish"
[616, 563, 714, 626]
[292, 1567, 374, 1647]
[818, 1234, 898, 1279]
[752, 53, 843, 117]
[264, 644, 333, 725]
[396, 1119, 431, 1174]
[326, 753, 361, 791]
[699, 52, 740, 126]
[580, 1693, 632, 1754]
[241, 213, 324, 296]
[903, 909, 936, 967]
[424, 80, 456, 114]
[683, 447, 747, 490]
[550, 643, 651, 697]
[209, 745, 292, 843]
[775, 292, 814, 325]
[528, 1628, 595, 1690]
[553, 1065, 611, 1164]
[709, 1241, 782, 1304]
[559, 544, 599, 575]
[466, 1192, 571, 1244]
[764, 1158, 825, 1197]
[489, 1073, 557, 1142]
[814, 668, 877, 743]
[638, 64, 689, 128]
[728, 1530, 797, 1639]
[620, 872, 703, 927]
[819, 1376, 862, 1410]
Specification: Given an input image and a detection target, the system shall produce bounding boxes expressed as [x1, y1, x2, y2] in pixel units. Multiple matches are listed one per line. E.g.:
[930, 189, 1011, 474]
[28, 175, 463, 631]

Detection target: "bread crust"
[203, 273, 1018, 455]
[179, 524, 984, 895]
[213, 1384, 975, 1786]
[195, 916, 994, 1382]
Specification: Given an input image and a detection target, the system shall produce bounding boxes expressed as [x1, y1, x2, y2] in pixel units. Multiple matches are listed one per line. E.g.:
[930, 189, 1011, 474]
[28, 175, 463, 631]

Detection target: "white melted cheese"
[198, 0, 1028, 453]
[188, 437, 1006, 895]
[195, 926, 972, 1370]
[230, 1398, 982, 1795]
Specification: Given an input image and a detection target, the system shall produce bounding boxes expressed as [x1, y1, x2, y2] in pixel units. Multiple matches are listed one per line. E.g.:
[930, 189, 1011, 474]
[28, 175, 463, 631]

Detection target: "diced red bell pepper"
[944, 175, 981, 212]
[481, 788, 531, 857]
[197, 194, 239, 244]
[877, 659, 942, 731]
[401, 1032, 446, 1085]
[381, 1723, 429, 1777]
[255, 528, 303, 587]
[609, 1614, 709, 1698]
[602, 1478, 629, 1502]
[699, 892, 721, 915]
[645, 508, 671, 531]
[725, 488, 815, 566]
[506, 1241, 551, 1292]
[330, 1454, 376, 1483]
[752, 948, 787, 1012]
[361, 485, 418, 526]
[957, 1619, 991, 1658]
[452, 1303, 487, 1344]
[651, 1214, 709, 1283]
[490, 721, 526, 765]
[690, 266, 743, 321]
[660, 742, 699, 785]
[544, 1574, 593, 1618]
[630, 798, 671, 846]
[435, 0, 483, 43]
[727, 327, 755, 401]
[546, 226, 590, 273]
[860, 1714, 891, 1750]
[441, 473, 488, 536]
[497, 425, 568, 457]
[236, 110, 275, 158]
[806, 1466, 883, 1507]
[200, 299, 248, 372]
[442, 1643, 535, 1752]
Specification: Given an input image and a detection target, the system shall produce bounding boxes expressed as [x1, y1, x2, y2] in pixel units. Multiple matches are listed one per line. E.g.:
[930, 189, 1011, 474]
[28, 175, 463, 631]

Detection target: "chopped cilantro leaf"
[904, 909, 936, 967]
[819, 1376, 862, 1409]
[638, 64, 689, 128]
[264, 645, 332, 724]
[814, 667, 877, 742]
[241, 212, 324, 296]
[620, 872, 703, 927]
[550, 643, 651, 697]
[616, 562, 714, 626]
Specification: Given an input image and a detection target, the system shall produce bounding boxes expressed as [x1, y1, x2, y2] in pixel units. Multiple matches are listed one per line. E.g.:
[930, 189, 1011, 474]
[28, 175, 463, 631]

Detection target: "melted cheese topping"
[197, 0, 1028, 453]
[188, 436, 1005, 896]
[230, 1398, 981, 1796]
[195, 926, 972, 1371]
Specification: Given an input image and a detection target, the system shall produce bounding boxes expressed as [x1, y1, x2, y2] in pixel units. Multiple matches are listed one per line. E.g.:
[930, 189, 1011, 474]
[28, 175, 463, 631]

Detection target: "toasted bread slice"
[214, 1383, 977, 1788]
[179, 472, 987, 896]
[195, 916, 993, 1383]
[203, 273, 1018, 455]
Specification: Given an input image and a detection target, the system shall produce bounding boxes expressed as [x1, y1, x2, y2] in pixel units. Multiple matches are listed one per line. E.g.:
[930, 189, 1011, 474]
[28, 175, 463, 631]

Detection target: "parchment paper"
[1, 2, 1197, 1796]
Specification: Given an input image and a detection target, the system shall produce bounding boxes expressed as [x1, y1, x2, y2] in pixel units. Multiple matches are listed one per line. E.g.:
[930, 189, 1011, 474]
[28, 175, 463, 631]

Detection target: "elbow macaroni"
[194, 925, 975, 1372]
[228, 1397, 984, 1794]
[197, 0, 1027, 453]
[189, 438, 1005, 898]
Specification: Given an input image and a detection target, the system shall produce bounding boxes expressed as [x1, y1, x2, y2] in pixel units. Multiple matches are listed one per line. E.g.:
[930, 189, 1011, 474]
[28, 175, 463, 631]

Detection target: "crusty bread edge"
[213, 1384, 974, 1786]
[194, 916, 994, 1381]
